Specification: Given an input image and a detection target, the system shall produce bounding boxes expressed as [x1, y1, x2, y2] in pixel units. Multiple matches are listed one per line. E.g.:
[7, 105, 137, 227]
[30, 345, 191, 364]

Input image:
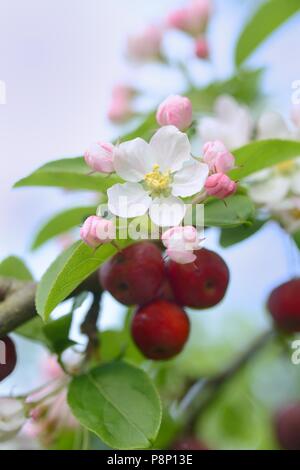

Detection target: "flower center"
[144, 164, 171, 197]
[276, 160, 296, 174]
[290, 208, 300, 220]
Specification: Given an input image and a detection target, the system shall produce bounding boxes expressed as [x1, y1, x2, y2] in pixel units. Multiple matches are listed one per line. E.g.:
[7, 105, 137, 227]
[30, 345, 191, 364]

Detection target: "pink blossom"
[108, 98, 132, 124]
[162, 226, 202, 264]
[156, 95, 193, 131]
[84, 142, 115, 174]
[41, 356, 64, 381]
[23, 357, 80, 447]
[80, 215, 115, 248]
[127, 25, 163, 62]
[111, 84, 134, 102]
[195, 36, 209, 59]
[167, 0, 212, 36]
[205, 173, 237, 199]
[203, 140, 235, 174]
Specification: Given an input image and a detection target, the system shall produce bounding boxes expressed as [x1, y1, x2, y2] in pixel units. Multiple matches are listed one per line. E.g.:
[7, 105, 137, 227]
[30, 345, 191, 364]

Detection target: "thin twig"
[80, 292, 101, 360]
[176, 329, 275, 434]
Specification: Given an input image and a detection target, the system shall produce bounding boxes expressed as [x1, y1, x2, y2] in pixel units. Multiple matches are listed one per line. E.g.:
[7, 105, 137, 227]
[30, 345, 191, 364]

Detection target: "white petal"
[108, 182, 151, 218]
[291, 170, 300, 195]
[114, 138, 155, 182]
[149, 125, 191, 173]
[248, 176, 290, 206]
[257, 112, 290, 140]
[245, 168, 272, 184]
[215, 95, 241, 120]
[149, 195, 186, 227]
[172, 161, 209, 197]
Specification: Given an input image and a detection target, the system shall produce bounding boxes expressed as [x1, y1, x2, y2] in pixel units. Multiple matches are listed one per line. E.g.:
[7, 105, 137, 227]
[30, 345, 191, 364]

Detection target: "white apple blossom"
[246, 109, 300, 210]
[108, 126, 209, 227]
[256, 111, 291, 141]
[248, 159, 300, 202]
[198, 95, 253, 149]
[272, 197, 300, 234]
[0, 398, 26, 442]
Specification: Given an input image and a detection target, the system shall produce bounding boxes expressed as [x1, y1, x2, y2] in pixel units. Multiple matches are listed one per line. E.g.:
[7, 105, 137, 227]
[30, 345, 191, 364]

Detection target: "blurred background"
[0, 0, 300, 449]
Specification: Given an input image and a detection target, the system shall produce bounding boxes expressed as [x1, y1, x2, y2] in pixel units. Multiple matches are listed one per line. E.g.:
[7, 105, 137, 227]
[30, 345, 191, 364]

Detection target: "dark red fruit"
[99, 242, 165, 306]
[131, 300, 190, 360]
[267, 279, 300, 332]
[274, 403, 300, 450]
[166, 248, 229, 308]
[154, 278, 175, 302]
[172, 437, 209, 450]
[0, 336, 17, 382]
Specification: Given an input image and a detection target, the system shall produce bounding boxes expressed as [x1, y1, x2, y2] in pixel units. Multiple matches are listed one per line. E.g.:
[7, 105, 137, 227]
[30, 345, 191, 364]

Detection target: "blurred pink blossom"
[156, 95, 193, 130]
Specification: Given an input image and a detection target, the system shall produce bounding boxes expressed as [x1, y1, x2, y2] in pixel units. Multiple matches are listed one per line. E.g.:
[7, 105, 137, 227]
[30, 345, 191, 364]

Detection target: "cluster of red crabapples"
[99, 241, 230, 361]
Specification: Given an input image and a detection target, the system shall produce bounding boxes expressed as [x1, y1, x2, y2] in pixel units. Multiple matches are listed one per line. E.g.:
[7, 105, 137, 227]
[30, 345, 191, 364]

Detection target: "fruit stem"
[111, 240, 123, 253]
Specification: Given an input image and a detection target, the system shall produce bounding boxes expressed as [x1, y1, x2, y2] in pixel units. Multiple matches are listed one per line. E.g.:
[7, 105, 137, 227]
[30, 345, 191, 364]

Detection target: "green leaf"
[293, 231, 300, 250]
[43, 313, 75, 354]
[204, 195, 255, 228]
[100, 329, 144, 365]
[220, 220, 267, 248]
[36, 240, 131, 321]
[120, 112, 157, 142]
[31, 206, 97, 250]
[231, 139, 300, 180]
[14, 157, 121, 191]
[0, 256, 33, 281]
[15, 316, 48, 345]
[188, 68, 264, 110]
[67, 361, 162, 450]
[235, 0, 300, 66]
[16, 294, 87, 350]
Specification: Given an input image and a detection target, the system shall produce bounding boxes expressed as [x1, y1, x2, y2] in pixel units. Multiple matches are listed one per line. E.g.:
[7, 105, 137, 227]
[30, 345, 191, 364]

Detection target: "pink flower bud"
[167, 0, 212, 36]
[80, 216, 115, 248]
[156, 95, 193, 131]
[127, 25, 163, 62]
[107, 98, 133, 124]
[203, 140, 235, 174]
[195, 36, 209, 59]
[205, 173, 237, 199]
[162, 226, 202, 264]
[111, 84, 135, 102]
[167, 8, 190, 30]
[84, 142, 115, 174]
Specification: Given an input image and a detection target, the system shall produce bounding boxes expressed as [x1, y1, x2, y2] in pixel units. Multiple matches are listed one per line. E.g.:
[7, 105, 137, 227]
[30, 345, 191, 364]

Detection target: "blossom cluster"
[199, 94, 300, 234]
[82, 95, 237, 264]
[0, 355, 81, 448]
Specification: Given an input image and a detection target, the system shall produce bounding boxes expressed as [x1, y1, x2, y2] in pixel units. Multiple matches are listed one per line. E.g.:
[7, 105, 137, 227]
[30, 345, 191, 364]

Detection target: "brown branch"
[81, 292, 102, 359]
[0, 272, 101, 337]
[177, 329, 275, 434]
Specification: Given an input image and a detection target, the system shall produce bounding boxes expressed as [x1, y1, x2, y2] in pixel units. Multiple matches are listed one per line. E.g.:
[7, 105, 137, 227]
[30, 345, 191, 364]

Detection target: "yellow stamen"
[276, 160, 296, 174]
[144, 164, 171, 194]
[290, 208, 300, 219]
